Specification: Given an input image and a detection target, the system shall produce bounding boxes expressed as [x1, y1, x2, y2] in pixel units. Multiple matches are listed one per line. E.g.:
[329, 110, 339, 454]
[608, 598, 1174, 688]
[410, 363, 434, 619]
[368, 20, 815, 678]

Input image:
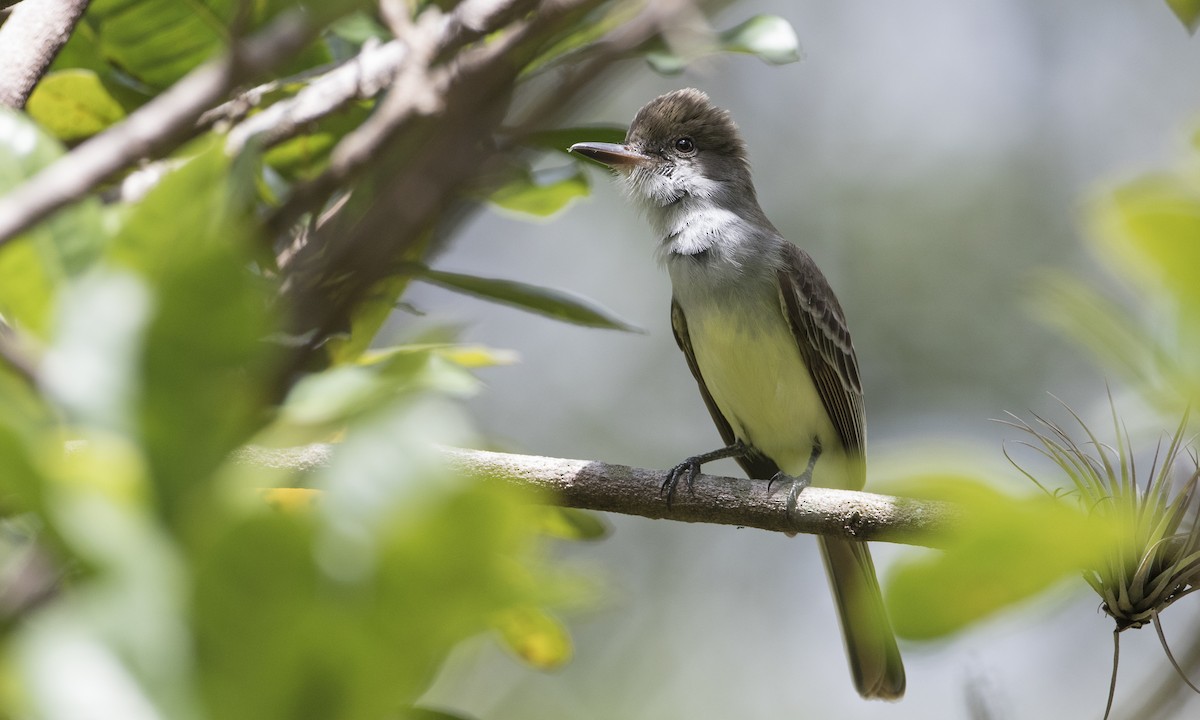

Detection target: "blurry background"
[405, 0, 1200, 717]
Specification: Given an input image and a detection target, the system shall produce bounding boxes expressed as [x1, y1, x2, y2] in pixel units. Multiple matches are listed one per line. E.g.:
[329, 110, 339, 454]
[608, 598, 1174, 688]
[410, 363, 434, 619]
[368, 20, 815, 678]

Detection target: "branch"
[213, 40, 407, 154]
[0, 7, 320, 246]
[271, 0, 685, 363]
[236, 445, 959, 548]
[0, 0, 90, 109]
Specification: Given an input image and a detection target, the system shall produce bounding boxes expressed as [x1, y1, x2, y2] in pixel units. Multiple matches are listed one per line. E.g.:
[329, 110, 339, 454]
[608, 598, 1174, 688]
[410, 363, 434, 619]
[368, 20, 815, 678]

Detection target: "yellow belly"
[687, 306, 859, 489]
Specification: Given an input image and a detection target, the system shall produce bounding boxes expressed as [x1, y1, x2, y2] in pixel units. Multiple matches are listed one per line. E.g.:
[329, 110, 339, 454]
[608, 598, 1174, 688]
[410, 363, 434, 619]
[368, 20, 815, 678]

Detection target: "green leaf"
[329, 11, 390, 46]
[718, 15, 804, 65]
[326, 274, 413, 365]
[488, 166, 590, 218]
[400, 709, 480, 720]
[0, 110, 105, 336]
[196, 396, 564, 720]
[534, 506, 609, 541]
[263, 103, 370, 181]
[109, 138, 275, 520]
[647, 15, 802, 74]
[272, 349, 479, 442]
[521, 1, 642, 76]
[1167, 0, 1200, 31]
[26, 70, 126, 141]
[83, 0, 340, 90]
[0, 371, 54, 520]
[1092, 174, 1200, 312]
[13, 432, 197, 720]
[884, 475, 1119, 640]
[1089, 172, 1200, 379]
[86, 0, 238, 90]
[426, 344, 519, 368]
[325, 227, 437, 366]
[415, 267, 641, 332]
[47, 19, 153, 112]
[494, 605, 573, 670]
[1030, 271, 1193, 412]
[642, 49, 683, 75]
[522, 125, 627, 155]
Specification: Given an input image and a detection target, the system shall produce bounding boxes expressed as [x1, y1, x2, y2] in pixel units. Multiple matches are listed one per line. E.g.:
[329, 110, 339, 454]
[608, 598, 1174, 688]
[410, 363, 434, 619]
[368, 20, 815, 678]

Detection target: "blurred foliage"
[885, 473, 1119, 640]
[0, 112, 104, 338]
[1035, 127, 1200, 418]
[0, 107, 584, 720]
[488, 165, 591, 218]
[25, 70, 126, 142]
[0, 1, 802, 718]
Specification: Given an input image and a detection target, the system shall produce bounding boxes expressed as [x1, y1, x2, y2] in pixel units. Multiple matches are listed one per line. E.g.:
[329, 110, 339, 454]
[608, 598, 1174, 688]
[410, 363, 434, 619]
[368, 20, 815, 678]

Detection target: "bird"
[569, 88, 905, 700]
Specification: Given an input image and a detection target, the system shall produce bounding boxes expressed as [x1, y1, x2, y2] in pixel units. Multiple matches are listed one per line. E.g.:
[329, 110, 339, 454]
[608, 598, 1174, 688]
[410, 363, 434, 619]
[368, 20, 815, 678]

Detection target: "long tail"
[819, 536, 906, 700]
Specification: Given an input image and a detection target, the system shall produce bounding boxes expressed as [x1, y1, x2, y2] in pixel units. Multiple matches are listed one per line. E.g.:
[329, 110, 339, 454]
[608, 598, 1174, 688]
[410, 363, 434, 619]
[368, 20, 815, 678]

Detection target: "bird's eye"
[674, 137, 696, 155]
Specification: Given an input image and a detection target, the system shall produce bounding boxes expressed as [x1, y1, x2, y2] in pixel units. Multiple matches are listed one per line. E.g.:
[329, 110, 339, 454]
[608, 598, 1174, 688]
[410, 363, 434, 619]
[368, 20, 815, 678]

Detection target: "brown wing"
[670, 298, 780, 480]
[775, 242, 866, 457]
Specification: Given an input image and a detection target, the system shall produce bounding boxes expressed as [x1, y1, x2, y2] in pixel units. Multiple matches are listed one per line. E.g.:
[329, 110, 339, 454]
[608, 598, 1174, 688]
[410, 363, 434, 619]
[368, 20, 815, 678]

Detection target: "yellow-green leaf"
[1092, 174, 1200, 312]
[415, 267, 640, 332]
[1167, 0, 1200, 32]
[494, 606, 573, 670]
[488, 166, 590, 218]
[885, 475, 1119, 640]
[0, 110, 104, 336]
[26, 70, 126, 141]
[534, 506, 609, 541]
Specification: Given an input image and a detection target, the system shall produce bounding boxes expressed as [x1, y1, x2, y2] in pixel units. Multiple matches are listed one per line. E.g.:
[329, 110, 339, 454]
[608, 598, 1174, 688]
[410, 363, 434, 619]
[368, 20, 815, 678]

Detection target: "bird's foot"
[767, 437, 823, 520]
[662, 458, 702, 508]
[661, 441, 747, 508]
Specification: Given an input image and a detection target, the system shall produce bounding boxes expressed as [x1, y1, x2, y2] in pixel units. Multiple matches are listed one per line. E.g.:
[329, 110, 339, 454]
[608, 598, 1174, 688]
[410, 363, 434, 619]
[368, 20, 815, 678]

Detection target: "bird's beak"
[569, 142, 652, 169]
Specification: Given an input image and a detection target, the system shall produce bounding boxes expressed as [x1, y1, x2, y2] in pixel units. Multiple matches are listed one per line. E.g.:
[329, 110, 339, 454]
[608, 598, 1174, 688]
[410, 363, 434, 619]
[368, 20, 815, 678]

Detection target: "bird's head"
[570, 88, 756, 213]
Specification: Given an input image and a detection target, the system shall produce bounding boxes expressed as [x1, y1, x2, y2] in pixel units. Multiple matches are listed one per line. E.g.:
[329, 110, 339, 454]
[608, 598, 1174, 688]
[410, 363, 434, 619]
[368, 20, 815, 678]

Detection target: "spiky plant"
[1003, 400, 1200, 719]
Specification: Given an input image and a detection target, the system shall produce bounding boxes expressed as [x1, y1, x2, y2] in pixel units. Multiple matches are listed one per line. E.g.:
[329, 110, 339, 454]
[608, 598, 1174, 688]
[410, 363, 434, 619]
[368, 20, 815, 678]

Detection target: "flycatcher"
[570, 88, 905, 700]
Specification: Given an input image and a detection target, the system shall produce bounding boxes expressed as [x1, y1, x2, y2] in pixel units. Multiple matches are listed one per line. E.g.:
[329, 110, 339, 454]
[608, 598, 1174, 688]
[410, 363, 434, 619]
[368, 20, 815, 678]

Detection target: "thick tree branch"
[237, 444, 959, 547]
[0, 0, 90, 109]
[0, 7, 319, 246]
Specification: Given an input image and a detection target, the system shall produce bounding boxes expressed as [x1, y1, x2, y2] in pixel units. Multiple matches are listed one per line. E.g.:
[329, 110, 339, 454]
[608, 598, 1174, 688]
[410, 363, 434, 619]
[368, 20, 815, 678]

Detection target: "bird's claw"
[662, 457, 703, 508]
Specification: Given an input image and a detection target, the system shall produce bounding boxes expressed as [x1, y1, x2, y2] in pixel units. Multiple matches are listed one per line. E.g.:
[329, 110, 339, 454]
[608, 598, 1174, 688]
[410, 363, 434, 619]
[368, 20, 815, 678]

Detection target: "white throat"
[652, 199, 752, 259]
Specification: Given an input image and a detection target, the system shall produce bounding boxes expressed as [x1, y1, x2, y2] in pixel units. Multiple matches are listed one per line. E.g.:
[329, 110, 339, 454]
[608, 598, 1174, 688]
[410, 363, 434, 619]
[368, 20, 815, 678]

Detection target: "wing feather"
[775, 243, 866, 458]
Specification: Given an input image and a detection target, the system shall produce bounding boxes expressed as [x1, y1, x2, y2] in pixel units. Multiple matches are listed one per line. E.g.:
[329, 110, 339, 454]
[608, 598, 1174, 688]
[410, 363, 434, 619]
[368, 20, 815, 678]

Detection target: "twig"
[0, 7, 319, 246]
[0, 0, 90, 109]
[222, 39, 408, 154]
[236, 444, 959, 547]
[216, 0, 543, 158]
